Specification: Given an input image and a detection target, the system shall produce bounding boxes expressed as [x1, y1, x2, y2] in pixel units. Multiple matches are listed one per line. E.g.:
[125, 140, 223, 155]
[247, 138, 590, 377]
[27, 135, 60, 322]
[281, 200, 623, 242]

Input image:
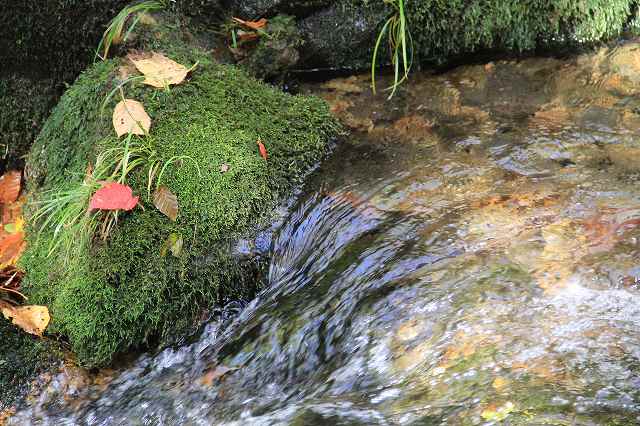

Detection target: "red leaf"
[257, 139, 268, 161]
[0, 171, 21, 204]
[89, 182, 139, 212]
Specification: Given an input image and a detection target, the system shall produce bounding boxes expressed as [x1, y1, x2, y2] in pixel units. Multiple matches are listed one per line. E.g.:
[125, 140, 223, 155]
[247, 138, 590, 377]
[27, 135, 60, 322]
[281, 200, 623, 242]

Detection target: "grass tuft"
[95, 0, 167, 61]
[371, 0, 413, 99]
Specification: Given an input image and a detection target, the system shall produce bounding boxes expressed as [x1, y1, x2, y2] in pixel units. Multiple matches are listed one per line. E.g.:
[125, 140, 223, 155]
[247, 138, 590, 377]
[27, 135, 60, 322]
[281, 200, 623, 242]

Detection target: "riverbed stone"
[19, 15, 339, 367]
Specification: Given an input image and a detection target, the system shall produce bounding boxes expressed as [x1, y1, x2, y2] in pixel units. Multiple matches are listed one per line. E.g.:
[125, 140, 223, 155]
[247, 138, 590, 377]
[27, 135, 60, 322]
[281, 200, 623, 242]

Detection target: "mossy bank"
[18, 17, 339, 367]
[224, 0, 640, 70]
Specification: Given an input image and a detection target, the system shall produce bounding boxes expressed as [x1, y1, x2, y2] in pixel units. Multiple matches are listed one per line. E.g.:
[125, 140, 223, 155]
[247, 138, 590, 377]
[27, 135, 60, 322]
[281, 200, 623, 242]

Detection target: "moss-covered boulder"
[19, 17, 338, 367]
[224, 0, 640, 70]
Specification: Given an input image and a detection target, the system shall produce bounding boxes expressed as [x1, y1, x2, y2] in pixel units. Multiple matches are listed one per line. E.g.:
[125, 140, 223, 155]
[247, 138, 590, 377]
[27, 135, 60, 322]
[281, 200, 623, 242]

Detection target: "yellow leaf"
[128, 52, 195, 88]
[4, 217, 24, 234]
[160, 233, 183, 257]
[112, 99, 151, 137]
[0, 301, 50, 336]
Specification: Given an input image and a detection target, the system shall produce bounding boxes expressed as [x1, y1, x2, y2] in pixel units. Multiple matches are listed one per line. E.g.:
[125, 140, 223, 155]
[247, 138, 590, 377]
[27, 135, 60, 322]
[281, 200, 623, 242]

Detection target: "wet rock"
[297, 2, 388, 69]
[226, 0, 333, 19]
[239, 15, 303, 79]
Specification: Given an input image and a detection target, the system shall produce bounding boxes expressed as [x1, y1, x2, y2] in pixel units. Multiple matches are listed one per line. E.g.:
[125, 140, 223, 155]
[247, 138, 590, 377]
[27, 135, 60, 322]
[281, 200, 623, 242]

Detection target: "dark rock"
[224, 0, 333, 19]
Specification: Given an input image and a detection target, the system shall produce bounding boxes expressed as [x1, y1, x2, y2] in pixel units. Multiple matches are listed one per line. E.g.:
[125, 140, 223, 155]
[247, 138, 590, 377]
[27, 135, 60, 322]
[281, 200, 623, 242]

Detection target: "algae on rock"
[19, 18, 339, 367]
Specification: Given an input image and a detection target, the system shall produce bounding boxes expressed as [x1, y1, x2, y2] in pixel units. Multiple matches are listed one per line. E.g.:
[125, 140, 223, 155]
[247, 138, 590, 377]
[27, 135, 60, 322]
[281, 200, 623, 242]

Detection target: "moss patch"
[20, 18, 339, 367]
[294, 0, 640, 69]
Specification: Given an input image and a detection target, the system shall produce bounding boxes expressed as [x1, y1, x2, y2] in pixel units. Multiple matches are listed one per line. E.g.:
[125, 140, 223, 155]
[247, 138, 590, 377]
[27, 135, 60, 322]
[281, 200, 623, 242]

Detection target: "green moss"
[405, 0, 639, 63]
[0, 322, 58, 410]
[294, 0, 640, 69]
[20, 18, 339, 367]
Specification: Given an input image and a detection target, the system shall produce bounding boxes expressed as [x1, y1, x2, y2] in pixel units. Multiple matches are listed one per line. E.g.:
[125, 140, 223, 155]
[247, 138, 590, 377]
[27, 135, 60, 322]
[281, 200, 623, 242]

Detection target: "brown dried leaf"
[112, 99, 151, 137]
[128, 52, 193, 88]
[232, 17, 267, 30]
[0, 301, 50, 336]
[0, 231, 25, 268]
[0, 171, 21, 204]
[153, 186, 178, 221]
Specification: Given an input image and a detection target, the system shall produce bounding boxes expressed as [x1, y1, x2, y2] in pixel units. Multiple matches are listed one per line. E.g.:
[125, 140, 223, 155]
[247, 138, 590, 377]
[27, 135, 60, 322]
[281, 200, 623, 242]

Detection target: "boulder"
[19, 15, 339, 367]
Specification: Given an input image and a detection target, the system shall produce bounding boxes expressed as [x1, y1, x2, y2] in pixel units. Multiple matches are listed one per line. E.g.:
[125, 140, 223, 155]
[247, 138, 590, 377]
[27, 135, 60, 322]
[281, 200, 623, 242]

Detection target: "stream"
[11, 42, 640, 425]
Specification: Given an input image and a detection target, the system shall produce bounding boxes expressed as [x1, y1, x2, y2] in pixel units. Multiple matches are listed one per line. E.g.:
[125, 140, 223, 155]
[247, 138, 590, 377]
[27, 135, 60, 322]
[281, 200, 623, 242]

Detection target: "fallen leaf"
[170, 235, 183, 257]
[0, 171, 21, 204]
[0, 301, 50, 336]
[237, 30, 259, 42]
[232, 17, 267, 30]
[200, 365, 237, 386]
[153, 186, 178, 221]
[89, 182, 139, 212]
[0, 232, 26, 268]
[160, 233, 183, 257]
[257, 139, 268, 161]
[1, 196, 23, 225]
[128, 52, 194, 88]
[112, 99, 151, 137]
[220, 164, 230, 173]
[4, 217, 24, 234]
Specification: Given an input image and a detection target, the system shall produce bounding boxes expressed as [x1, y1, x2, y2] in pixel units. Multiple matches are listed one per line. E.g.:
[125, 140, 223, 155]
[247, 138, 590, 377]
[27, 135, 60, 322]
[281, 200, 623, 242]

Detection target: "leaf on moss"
[232, 17, 267, 30]
[257, 139, 268, 161]
[220, 164, 230, 173]
[153, 186, 178, 221]
[113, 99, 151, 137]
[0, 301, 50, 337]
[128, 52, 195, 88]
[0, 171, 21, 204]
[160, 233, 183, 257]
[89, 182, 139, 212]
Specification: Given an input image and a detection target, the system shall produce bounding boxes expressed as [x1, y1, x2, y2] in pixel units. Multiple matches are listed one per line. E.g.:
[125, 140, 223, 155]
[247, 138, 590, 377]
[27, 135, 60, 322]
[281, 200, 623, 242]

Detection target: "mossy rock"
[0, 321, 58, 411]
[19, 18, 339, 367]
[224, 0, 640, 70]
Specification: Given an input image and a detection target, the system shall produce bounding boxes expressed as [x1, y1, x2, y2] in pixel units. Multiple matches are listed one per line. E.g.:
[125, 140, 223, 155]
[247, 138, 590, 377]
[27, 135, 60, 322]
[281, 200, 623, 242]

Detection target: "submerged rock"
[18, 15, 339, 367]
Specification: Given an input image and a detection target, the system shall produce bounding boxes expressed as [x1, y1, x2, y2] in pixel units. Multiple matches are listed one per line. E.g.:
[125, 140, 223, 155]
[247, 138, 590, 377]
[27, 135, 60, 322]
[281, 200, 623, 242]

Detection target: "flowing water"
[11, 42, 640, 425]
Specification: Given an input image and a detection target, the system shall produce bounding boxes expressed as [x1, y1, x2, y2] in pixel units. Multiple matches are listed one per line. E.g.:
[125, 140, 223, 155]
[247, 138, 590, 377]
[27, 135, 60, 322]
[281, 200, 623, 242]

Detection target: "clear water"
[12, 42, 640, 425]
